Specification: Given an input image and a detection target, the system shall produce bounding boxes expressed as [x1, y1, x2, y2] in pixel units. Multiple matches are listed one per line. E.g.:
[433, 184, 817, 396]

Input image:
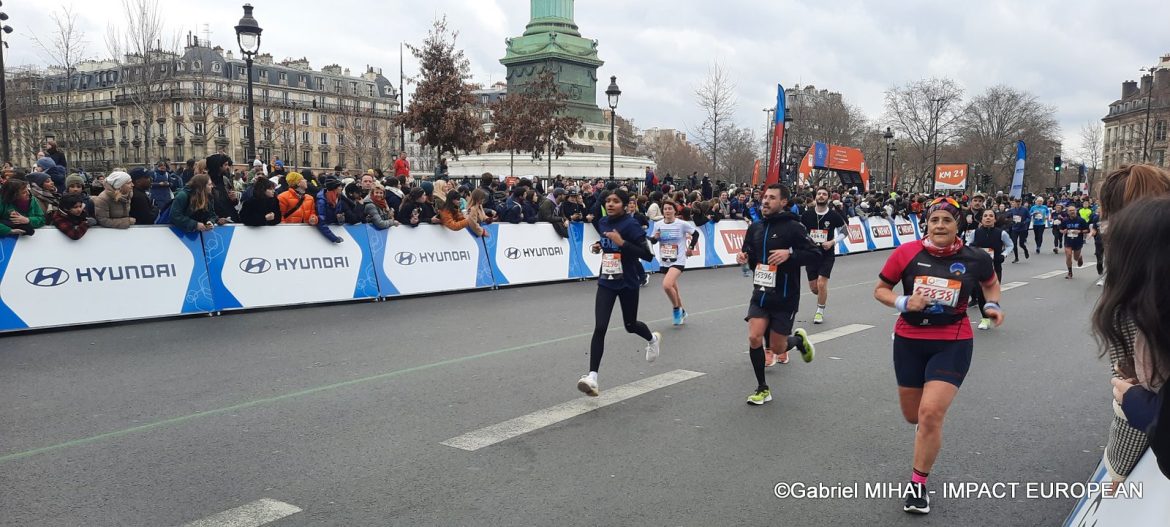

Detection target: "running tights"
[971, 263, 1004, 315]
[1010, 230, 1029, 260]
[1053, 229, 1064, 249]
[1033, 226, 1046, 251]
[590, 286, 653, 372]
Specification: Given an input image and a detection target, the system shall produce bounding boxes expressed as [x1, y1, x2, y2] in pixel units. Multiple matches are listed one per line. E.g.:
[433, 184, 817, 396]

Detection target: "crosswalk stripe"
[1001, 281, 1028, 291]
[181, 499, 302, 527]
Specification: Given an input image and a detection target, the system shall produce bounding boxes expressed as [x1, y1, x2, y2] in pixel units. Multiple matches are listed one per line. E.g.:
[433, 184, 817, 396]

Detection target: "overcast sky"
[6, 0, 1168, 158]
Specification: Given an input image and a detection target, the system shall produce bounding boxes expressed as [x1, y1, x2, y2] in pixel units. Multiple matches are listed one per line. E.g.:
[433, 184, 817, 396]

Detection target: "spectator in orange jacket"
[278, 172, 318, 225]
[438, 189, 485, 237]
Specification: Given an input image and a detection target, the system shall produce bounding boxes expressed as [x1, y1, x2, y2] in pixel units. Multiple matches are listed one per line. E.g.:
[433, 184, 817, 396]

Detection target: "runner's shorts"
[805, 251, 836, 281]
[745, 305, 796, 336]
[893, 335, 973, 388]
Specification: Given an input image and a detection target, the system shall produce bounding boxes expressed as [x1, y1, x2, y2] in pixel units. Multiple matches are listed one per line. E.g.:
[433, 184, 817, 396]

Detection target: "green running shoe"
[795, 328, 815, 363]
[746, 387, 772, 405]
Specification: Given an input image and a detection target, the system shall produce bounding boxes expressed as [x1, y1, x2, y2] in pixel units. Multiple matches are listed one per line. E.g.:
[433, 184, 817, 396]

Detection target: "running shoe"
[977, 318, 991, 330]
[1053, 248, 1058, 254]
[904, 483, 930, 514]
[1066, 272, 1073, 280]
[1096, 277, 1105, 287]
[746, 387, 772, 405]
[764, 349, 777, 367]
[679, 309, 687, 325]
[645, 332, 661, 362]
[813, 312, 824, 325]
[641, 274, 650, 287]
[1077, 257, 1084, 267]
[795, 328, 815, 363]
[577, 375, 599, 397]
[1024, 247, 1030, 259]
[672, 308, 682, 326]
[776, 351, 790, 364]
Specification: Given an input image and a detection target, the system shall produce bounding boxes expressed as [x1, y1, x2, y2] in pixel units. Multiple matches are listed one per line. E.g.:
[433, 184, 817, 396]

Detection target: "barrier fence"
[0, 215, 922, 333]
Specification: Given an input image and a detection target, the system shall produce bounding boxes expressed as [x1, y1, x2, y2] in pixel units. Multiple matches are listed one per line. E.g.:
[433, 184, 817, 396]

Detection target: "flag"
[1010, 140, 1026, 199]
[751, 159, 761, 186]
[766, 84, 786, 185]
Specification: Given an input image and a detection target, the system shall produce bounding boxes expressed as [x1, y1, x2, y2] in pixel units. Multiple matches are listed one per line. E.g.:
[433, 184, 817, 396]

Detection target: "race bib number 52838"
[912, 276, 962, 308]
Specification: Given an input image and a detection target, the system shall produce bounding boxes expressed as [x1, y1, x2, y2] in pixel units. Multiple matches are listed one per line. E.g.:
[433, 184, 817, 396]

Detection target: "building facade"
[11, 34, 401, 173]
[1103, 53, 1170, 171]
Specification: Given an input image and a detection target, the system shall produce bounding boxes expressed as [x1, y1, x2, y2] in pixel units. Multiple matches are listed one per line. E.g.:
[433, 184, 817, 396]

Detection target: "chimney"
[1140, 74, 1153, 94]
[1155, 69, 1170, 91]
[1122, 80, 1139, 99]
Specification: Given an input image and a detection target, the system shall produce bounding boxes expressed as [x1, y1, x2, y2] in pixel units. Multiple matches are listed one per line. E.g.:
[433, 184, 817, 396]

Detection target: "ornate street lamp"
[0, 5, 14, 163]
[235, 4, 262, 163]
[605, 75, 621, 179]
[883, 126, 895, 190]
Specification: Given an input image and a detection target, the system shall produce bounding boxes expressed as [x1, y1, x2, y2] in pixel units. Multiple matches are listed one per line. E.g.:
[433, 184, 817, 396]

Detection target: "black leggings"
[1052, 228, 1064, 249]
[1033, 226, 1046, 250]
[1096, 238, 1105, 275]
[590, 286, 653, 372]
[971, 262, 1003, 315]
[1010, 230, 1029, 260]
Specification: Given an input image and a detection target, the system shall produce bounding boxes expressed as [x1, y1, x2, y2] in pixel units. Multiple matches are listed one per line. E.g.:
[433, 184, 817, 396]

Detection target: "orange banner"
[934, 164, 969, 191]
[751, 159, 761, 186]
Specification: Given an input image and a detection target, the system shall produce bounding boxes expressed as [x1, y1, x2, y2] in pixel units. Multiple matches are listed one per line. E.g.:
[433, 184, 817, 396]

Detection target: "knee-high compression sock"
[749, 346, 767, 389]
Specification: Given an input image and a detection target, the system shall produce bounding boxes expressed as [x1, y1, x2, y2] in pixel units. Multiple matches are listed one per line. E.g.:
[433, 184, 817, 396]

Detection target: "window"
[316, 78, 324, 90]
[216, 83, 225, 96]
[242, 126, 251, 140]
[302, 150, 311, 167]
[173, 102, 183, 115]
[319, 114, 328, 126]
[368, 85, 374, 97]
[217, 125, 227, 138]
[281, 130, 291, 143]
[175, 145, 184, 160]
[1156, 150, 1166, 167]
[320, 132, 328, 145]
[320, 152, 329, 167]
[302, 131, 310, 144]
[194, 103, 206, 115]
[262, 108, 271, 121]
[339, 134, 346, 146]
[370, 121, 378, 132]
[372, 137, 379, 148]
[338, 153, 346, 167]
[212, 62, 221, 72]
[195, 123, 206, 136]
[279, 72, 287, 83]
[193, 82, 205, 97]
[301, 112, 310, 125]
[193, 60, 202, 71]
[174, 123, 183, 137]
[1156, 120, 1167, 142]
[263, 128, 273, 141]
[216, 104, 227, 117]
[354, 118, 363, 130]
[281, 110, 291, 123]
[260, 70, 268, 80]
[351, 82, 358, 95]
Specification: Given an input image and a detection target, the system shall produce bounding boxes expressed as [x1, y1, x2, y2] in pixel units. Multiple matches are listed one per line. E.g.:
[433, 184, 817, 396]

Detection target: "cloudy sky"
[6, 0, 1168, 157]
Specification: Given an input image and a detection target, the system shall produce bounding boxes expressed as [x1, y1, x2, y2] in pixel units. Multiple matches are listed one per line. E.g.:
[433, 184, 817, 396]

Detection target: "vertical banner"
[751, 159, 761, 186]
[1011, 140, 1027, 199]
[766, 83, 786, 185]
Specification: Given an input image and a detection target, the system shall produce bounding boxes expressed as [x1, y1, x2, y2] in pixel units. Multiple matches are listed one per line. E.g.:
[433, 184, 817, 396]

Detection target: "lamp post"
[605, 75, 621, 180]
[0, 4, 13, 163]
[883, 126, 895, 190]
[762, 107, 774, 182]
[234, 4, 262, 164]
[929, 97, 943, 177]
[1140, 64, 1157, 162]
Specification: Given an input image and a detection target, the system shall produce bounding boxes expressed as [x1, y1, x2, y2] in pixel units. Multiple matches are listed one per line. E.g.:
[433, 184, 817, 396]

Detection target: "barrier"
[892, 215, 920, 246]
[838, 217, 870, 255]
[202, 224, 379, 311]
[711, 220, 750, 266]
[1063, 451, 1170, 526]
[369, 224, 494, 297]
[485, 223, 573, 286]
[864, 217, 896, 251]
[0, 226, 214, 331]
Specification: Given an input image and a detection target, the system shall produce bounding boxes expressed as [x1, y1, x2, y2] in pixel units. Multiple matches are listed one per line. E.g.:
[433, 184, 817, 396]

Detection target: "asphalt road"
[0, 244, 1113, 526]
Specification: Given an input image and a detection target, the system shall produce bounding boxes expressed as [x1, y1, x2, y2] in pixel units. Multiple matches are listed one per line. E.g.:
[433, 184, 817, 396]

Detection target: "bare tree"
[641, 131, 707, 179]
[693, 60, 737, 177]
[1078, 121, 1103, 191]
[952, 85, 1059, 191]
[883, 78, 965, 192]
[717, 127, 758, 184]
[105, 0, 180, 165]
[5, 67, 46, 166]
[29, 5, 88, 157]
[787, 86, 868, 152]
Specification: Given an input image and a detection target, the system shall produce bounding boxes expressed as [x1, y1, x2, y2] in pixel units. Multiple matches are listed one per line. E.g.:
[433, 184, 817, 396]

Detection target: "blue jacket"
[314, 189, 345, 243]
[500, 197, 524, 224]
[1008, 206, 1031, 232]
[150, 169, 180, 206]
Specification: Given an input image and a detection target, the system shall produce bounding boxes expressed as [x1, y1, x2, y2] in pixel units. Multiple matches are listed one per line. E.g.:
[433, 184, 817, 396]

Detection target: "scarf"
[921, 237, 964, 258]
[326, 189, 339, 207]
[371, 193, 389, 212]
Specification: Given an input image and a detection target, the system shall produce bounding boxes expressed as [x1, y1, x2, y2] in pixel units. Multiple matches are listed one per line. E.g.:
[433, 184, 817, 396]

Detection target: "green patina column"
[502, 0, 604, 124]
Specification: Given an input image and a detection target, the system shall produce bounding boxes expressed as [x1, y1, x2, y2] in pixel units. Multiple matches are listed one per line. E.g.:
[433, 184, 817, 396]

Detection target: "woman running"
[965, 209, 1012, 330]
[578, 189, 661, 397]
[1029, 197, 1050, 253]
[1050, 202, 1065, 253]
[874, 197, 1004, 515]
[648, 200, 700, 326]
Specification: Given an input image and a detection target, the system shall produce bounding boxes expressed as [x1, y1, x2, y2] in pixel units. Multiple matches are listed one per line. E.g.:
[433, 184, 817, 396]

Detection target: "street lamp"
[883, 126, 895, 190]
[780, 113, 793, 185]
[0, 4, 13, 163]
[929, 97, 943, 176]
[234, 3, 262, 164]
[762, 107, 774, 181]
[1140, 64, 1157, 162]
[605, 75, 621, 179]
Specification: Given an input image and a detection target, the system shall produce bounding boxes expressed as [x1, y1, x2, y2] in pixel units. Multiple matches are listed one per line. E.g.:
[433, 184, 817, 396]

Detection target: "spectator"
[478, 173, 499, 213]
[537, 188, 568, 237]
[383, 175, 405, 212]
[34, 157, 56, 179]
[438, 189, 485, 236]
[278, 172, 317, 225]
[150, 161, 178, 208]
[94, 171, 136, 229]
[701, 173, 713, 200]
[499, 188, 525, 224]
[63, 173, 95, 218]
[129, 168, 158, 225]
[465, 188, 492, 229]
[26, 172, 60, 214]
[626, 197, 649, 228]
[362, 184, 399, 230]
[43, 139, 67, 168]
[0, 179, 46, 236]
[434, 157, 449, 180]
[398, 187, 438, 226]
[359, 172, 376, 198]
[339, 183, 365, 224]
[430, 180, 449, 210]
[645, 191, 664, 222]
[51, 193, 90, 240]
[239, 177, 281, 226]
[394, 151, 411, 185]
[521, 189, 539, 223]
[313, 179, 346, 243]
[89, 171, 106, 197]
[180, 159, 196, 184]
[561, 188, 586, 222]
[205, 154, 239, 224]
[170, 174, 219, 233]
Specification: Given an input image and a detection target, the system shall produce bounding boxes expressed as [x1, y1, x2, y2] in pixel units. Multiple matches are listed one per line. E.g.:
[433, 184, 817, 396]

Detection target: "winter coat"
[130, 189, 158, 225]
[397, 200, 437, 226]
[169, 186, 218, 232]
[741, 211, 820, 313]
[314, 189, 345, 243]
[240, 195, 282, 226]
[150, 169, 178, 206]
[362, 196, 396, 230]
[278, 188, 317, 224]
[0, 198, 47, 235]
[94, 189, 135, 229]
[51, 209, 90, 240]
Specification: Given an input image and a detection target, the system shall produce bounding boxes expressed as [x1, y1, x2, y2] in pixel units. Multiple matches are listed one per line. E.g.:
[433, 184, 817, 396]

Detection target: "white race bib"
[912, 276, 962, 308]
[661, 243, 678, 261]
[1013, 215, 1023, 224]
[1033, 212, 1043, 220]
[810, 229, 829, 243]
[601, 253, 623, 276]
[753, 264, 777, 289]
[1054, 219, 1062, 226]
[983, 247, 995, 257]
[1066, 231, 1080, 239]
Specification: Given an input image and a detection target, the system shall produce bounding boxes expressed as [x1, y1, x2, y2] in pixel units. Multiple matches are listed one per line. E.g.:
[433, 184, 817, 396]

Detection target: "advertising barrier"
[865, 218, 896, 252]
[485, 223, 574, 286]
[0, 226, 214, 331]
[711, 220, 750, 266]
[838, 217, 870, 255]
[369, 224, 493, 297]
[1063, 451, 1170, 526]
[892, 215, 921, 246]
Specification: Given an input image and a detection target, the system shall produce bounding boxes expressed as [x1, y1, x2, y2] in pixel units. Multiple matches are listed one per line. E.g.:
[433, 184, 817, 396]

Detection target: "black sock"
[749, 346, 767, 388]
[785, 333, 803, 352]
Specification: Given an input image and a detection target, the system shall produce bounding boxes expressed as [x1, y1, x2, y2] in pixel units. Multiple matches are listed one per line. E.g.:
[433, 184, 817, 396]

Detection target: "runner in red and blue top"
[873, 197, 1005, 515]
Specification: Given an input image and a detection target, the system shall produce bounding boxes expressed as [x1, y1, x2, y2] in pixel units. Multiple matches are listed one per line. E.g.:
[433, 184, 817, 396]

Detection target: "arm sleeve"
[27, 200, 47, 228]
[1121, 386, 1161, 433]
[365, 203, 392, 230]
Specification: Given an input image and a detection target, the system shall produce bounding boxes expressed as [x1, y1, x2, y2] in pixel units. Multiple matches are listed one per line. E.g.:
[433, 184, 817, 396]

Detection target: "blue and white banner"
[892, 215, 921, 246]
[838, 217, 870, 255]
[203, 224, 378, 311]
[1063, 451, 1170, 526]
[485, 223, 573, 286]
[0, 226, 213, 331]
[369, 224, 493, 297]
[1011, 140, 1027, 199]
[865, 218, 896, 251]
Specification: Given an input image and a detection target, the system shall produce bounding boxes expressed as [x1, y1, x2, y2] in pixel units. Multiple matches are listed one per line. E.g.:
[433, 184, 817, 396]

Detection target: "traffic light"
[1053, 155, 1062, 173]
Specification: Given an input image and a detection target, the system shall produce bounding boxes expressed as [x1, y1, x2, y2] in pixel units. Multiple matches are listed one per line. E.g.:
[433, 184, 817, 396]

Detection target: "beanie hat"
[65, 173, 86, 188]
[36, 157, 56, 171]
[106, 171, 132, 191]
[26, 172, 50, 188]
[285, 171, 304, 187]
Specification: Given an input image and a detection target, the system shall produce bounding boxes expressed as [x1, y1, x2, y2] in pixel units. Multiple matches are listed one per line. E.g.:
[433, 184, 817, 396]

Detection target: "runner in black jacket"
[736, 183, 821, 405]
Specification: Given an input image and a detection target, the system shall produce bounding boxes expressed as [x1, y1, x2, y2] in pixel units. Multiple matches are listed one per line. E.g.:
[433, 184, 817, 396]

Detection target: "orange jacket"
[278, 188, 317, 224]
[439, 208, 484, 236]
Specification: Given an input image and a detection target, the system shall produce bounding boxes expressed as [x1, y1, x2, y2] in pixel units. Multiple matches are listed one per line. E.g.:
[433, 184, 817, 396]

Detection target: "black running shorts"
[745, 305, 796, 336]
[893, 335, 973, 388]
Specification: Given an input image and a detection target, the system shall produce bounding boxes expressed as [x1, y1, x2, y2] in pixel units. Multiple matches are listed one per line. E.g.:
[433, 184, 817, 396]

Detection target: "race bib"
[1012, 215, 1023, 224]
[753, 264, 777, 289]
[912, 276, 962, 308]
[810, 229, 829, 244]
[1033, 212, 1043, 220]
[982, 247, 995, 257]
[1053, 219, 1062, 226]
[601, 253, 623, 277]
[1066, 231, 1080, 239]
[661, 243, 678, 261]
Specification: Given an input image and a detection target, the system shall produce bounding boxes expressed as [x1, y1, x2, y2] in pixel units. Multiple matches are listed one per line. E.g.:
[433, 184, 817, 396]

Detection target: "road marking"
[744, 324, 874, 348]
[181, 499, 301, 527]
[1001, 281, 1028, 291]
[441, 369, 706, 451]
[1034, 270, 1068, 279]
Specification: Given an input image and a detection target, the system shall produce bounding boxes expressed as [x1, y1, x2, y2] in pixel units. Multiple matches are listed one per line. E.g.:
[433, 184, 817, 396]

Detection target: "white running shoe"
[577, 375, 599, 396]
[645, 332, 662, 362]
[977, 318, 991, 330]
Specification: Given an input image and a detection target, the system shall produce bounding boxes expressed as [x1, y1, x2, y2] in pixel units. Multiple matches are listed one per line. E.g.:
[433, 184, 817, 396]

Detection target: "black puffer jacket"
[741, 211, 820, 313]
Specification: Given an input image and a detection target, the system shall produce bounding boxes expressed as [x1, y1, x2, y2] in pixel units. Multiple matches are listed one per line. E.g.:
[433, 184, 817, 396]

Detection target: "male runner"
[800, 187, 848, 324]
[1060, 207, 1091, 279]
[736, 184, 819, 405]
[1006, 198, 1031, 262]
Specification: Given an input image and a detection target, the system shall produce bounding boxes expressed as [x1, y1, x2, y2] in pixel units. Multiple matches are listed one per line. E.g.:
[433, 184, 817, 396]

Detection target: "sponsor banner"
[486, 223, 572, 286]
[1063, 451, 1169, 527]
[0, 226, 213, 331]
[838, 217, 870, 255]
[370, 224, 493, 296]
[204, 224, 378, 310]
[934, 163, 970, 191]
[865, 218, 896, 251]
[713, 220, 750, 266]
[689, 222, 714, 269]
[892, 215, 920, 246]
[567, 222, 596, 279]
[1010, 140, 1027, 199]
[766, 83, 786, 186]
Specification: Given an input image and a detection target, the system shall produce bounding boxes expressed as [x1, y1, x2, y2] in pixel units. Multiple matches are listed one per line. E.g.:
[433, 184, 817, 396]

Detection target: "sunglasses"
[928, 197, 960, 208]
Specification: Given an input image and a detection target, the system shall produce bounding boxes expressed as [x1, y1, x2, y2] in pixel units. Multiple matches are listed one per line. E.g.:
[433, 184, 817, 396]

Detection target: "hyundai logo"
[395, 252, 417, 266]
[25, 267, 70, 287]
[239, 257, 272, 274]
[505, 247, 521, 260]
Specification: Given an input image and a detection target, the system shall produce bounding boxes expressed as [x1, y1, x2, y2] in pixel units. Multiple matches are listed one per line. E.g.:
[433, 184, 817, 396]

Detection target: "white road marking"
[745, 323, 874, 348]
[1000, 281, 1028, 291]
[441, 369, 706, 451]
[181, 499, 302, 527]
[1034, 270, 1068, 279]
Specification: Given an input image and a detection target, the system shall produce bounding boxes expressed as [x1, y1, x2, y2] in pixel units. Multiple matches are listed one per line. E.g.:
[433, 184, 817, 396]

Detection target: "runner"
[577, 188, 661, 397]
[1028, 197, 1050, 253]
[1006, 198, 1030, 262]
[1060, 205, 1091, 279]
[735, 184, 819, 405]
[965, 209, 1012, 330]
[648, 200, 699, 326]
[800, 186, 848, 324]
[874, 197, 1003, 514]
[1050, 203, 1065, 253]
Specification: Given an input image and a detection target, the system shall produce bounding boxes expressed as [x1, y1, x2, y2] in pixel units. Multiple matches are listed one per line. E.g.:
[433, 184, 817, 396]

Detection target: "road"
[0, 245, 1113, 526]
